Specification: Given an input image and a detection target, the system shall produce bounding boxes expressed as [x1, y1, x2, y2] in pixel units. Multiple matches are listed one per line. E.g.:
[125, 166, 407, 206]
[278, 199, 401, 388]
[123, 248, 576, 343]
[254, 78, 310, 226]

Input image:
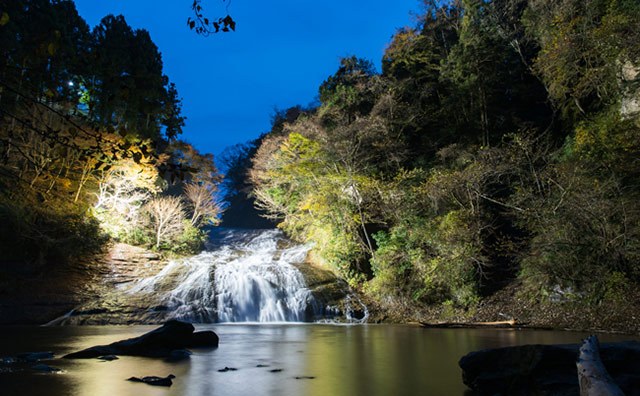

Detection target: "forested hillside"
[0, 0, 222, 272]
[248, 0, 640, 316]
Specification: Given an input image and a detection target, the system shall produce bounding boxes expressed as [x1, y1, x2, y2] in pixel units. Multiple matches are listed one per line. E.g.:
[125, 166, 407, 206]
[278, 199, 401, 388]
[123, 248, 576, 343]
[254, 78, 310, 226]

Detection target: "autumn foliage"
[0, 1, 223, 268]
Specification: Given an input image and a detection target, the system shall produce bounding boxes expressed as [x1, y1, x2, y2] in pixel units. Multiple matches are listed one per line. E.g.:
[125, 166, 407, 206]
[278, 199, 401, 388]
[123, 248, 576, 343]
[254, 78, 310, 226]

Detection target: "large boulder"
[293, 262, 350, 317]
[458, 341, 640, 396]
[64, 320, 218, 359]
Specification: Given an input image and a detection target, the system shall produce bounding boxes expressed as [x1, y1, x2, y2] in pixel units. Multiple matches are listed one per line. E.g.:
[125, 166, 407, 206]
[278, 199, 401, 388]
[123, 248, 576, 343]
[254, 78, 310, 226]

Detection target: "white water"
[123, 229, 321, 323]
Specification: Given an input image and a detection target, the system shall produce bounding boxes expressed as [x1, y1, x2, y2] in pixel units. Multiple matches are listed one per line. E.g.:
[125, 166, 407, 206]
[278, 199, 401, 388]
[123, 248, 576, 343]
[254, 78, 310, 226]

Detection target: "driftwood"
[577, 335, 625, 396]
[419, 319, 516, 329]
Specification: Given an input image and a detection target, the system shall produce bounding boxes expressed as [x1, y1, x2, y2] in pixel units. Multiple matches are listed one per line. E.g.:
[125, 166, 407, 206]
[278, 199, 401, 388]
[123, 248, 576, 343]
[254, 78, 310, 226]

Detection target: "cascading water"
[213, 233, 314, 322]
[50, 228, 367, 325]
[122, 229, 333, 323]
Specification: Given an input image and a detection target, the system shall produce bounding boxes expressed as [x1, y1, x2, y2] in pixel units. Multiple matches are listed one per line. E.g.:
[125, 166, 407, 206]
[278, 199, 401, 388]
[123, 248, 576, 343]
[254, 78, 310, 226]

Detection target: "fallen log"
[577, 335, 625, 396]
[419, 319, 516, 328]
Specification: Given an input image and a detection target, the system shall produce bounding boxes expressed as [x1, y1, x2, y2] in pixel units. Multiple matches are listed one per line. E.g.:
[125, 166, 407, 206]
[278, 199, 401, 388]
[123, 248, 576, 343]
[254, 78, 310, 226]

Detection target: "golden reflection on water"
[300, 325, 474, 396]
[1, 325, 637, 396]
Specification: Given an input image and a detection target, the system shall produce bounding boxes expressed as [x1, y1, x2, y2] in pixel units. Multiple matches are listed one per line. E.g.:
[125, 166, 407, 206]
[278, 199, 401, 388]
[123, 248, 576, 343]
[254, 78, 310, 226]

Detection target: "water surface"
[1, 324, 636, 396]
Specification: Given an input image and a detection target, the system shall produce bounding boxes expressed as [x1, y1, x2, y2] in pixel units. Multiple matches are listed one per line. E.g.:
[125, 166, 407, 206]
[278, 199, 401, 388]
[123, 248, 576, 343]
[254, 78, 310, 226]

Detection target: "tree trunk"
[577, 335, 625, 396]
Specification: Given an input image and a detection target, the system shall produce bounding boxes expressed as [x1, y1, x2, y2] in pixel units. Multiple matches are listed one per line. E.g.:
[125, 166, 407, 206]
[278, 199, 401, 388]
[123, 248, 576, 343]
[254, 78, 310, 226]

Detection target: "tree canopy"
[0, 0, 222, 266]
[248, 0, 640, 311]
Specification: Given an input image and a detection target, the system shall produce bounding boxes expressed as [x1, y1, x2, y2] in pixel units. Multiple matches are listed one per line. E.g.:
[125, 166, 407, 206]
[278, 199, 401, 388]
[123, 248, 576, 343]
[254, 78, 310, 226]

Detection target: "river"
[0, 324, 635, 396]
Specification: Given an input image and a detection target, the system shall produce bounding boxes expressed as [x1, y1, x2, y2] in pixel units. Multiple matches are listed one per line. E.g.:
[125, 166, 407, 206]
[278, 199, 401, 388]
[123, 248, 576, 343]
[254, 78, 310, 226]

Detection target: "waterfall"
[49, 228, 368, 325]
[123, 229, 320, 323]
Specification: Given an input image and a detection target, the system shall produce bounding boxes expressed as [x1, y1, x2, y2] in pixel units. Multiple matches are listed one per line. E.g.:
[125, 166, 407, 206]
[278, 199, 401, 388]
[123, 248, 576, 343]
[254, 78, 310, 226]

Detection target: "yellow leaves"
[59, 178, 73, 189]
[47, 42, 57, 56]
[280, 132, 321, 162]
[0, 12, 9, 26]
[300, 194, 324, 212]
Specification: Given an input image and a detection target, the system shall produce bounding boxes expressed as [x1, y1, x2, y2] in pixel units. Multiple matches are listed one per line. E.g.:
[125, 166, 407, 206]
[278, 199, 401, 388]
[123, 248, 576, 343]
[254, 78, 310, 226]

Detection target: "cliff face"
[0, 243, 167, 325]
[620, 60, 640, 120]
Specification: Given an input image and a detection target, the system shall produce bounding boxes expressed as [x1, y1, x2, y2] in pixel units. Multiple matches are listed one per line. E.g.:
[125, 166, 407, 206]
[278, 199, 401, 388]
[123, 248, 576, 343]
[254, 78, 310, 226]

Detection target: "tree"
[167, 140, 222, 188]
[144, 195, 185, 248]
[318, 56, 376, 109]
[88, 15, 184, 141]
[92, 158, 161, 240]
[183, 181, 222, 227]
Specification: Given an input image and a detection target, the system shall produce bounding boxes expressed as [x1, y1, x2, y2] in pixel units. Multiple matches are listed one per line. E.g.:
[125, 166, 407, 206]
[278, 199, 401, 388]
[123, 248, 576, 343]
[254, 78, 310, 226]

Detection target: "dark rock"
[64, 320, 218, 359]
[295, 376, 315, 380]
[97, 355, 119, 361]
[17, 352, 54, 362]
[270, 368, 283, 373]
[349, 309, 366, 320]
[459, 341, 640, 396]
[293, 263, 353, 321]
[167, 349, 192, 361]
[74, 308, 108, 316]
[256, 364, 270, 368]
[217, 367, 238, 372]
[127, 374, 175, 387]
[31, 363, 61, 372]
[189, 331, 219, 347]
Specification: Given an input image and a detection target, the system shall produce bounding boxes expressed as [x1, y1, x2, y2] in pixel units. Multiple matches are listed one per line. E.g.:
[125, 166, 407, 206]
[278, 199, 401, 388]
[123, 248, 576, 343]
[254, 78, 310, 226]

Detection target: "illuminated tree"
[183, 181, 222, 227]
[92, 158, 160, 240]
[144, 195, 186, 248]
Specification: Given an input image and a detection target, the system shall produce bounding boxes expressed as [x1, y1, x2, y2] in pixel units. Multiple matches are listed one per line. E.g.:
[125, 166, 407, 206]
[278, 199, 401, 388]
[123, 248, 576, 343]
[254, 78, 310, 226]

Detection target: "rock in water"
[31, 363, 61, 372]
[17, 352, 55, 362]
[127, 374, 175, 387]
[167, 349, 192, 361]
[189, 331, 219, 347]
[97, 355, 119, 361]
[64, 320, 218, 359]
[460, 343, 580, 395]
[459, 341, 640, 396]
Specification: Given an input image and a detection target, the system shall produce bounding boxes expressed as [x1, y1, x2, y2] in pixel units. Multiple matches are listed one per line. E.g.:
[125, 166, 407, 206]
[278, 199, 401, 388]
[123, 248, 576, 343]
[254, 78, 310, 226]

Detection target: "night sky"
[73, 0, 420, 157]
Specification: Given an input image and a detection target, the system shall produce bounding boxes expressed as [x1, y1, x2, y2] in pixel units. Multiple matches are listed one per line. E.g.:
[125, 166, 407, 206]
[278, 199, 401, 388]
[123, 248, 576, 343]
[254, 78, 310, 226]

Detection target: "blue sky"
[73, 0, 421, 157]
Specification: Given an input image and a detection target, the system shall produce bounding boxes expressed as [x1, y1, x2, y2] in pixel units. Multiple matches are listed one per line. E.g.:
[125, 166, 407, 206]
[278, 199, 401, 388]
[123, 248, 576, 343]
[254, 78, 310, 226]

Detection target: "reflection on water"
[0, 325, 636, 396]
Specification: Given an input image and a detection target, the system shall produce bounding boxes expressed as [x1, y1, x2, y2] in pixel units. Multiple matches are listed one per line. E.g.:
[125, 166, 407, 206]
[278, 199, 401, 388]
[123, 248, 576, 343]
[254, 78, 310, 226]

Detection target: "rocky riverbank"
[363, 280, 640, 334]
[0, 243, 168, 325]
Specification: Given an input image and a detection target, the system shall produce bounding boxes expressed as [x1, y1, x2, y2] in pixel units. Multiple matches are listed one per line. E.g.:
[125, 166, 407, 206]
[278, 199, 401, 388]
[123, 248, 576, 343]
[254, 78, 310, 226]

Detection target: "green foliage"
[524, 0, 640, 118]
[0, 194, 105, 267]
[513, 157, 640, 299]
[319, 56, 376, 105]
[248, 0, 640, 312]
[165, 221, 207, 254]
